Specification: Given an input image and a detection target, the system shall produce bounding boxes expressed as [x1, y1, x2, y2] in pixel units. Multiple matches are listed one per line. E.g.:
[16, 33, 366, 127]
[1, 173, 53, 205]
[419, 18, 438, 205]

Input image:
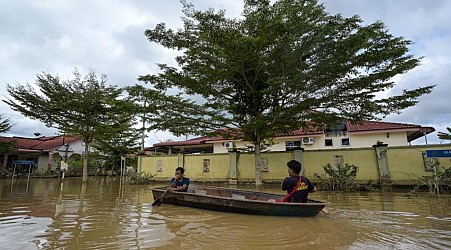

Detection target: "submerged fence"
[138, 144, 451, 185]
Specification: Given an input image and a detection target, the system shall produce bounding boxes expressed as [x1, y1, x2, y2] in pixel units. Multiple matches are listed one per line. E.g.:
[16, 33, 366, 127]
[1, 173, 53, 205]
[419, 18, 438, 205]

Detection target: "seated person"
[281, 160, 317, 203]
[168, 167, 190, 192]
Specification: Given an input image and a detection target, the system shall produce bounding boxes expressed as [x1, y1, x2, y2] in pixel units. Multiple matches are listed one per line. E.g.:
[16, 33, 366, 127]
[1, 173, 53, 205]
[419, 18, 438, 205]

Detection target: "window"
[341, 138, 350, 146]
[285, 141, 301, 151]
[325, 139, 333, 147]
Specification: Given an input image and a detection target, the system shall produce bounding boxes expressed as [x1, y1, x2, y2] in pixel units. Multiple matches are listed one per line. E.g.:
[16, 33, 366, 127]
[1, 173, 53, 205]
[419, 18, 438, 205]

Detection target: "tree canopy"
[140, 0, 434, 185]
[5, 69, 131, 182]
[92, 115, 141, 173]
[438, 128, 451, 141]
[0, 114, 17, 155]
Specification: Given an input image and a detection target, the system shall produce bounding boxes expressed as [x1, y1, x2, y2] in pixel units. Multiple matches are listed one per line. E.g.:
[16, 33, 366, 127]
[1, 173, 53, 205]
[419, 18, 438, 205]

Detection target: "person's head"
[287, 160, 302, 175]
[175, 167, 185, 179]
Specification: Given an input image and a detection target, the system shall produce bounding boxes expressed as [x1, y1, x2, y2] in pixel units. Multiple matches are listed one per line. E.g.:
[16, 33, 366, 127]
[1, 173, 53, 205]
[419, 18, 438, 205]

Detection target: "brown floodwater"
[0, 177, 449, 250]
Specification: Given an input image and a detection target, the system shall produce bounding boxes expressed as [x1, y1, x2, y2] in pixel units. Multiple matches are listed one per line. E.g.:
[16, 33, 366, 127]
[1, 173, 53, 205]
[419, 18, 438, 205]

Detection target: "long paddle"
[321, 207, 330, 215]
[152, 180, 175, 206]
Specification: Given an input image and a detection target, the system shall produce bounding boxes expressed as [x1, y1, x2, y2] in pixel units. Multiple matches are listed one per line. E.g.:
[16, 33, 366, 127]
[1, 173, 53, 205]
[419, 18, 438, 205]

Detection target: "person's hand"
[168, 187, 175, 192]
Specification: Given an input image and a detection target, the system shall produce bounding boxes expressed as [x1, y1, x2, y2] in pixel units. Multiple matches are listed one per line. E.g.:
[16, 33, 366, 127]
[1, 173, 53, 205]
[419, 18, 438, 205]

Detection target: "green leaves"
[4, 69, 132, 181]
[142, 0, 434, 143]
[437, 127, 451, 140]
[140, 0, 435, 185]
[0, 114, 12, 134]
[322, 163, 359, 191]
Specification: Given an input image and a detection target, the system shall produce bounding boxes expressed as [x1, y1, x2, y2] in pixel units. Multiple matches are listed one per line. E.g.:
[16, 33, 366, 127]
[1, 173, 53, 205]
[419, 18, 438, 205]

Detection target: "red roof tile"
[153, 136, 212, 147]
[346, 121, 420, 132]
[33, 136, 79, 150]
[0, 135, 81, 151]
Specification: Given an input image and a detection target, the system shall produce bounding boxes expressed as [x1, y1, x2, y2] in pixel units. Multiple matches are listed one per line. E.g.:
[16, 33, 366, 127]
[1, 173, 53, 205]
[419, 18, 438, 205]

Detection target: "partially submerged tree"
[140, 0, 435, 185]
[5, 69, 128, 182]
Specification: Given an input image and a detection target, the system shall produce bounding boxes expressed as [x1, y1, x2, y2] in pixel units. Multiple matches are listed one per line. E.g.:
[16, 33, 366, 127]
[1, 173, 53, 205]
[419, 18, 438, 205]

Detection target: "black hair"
[287, 160, 302, 174]
[175, 167, 185, 174]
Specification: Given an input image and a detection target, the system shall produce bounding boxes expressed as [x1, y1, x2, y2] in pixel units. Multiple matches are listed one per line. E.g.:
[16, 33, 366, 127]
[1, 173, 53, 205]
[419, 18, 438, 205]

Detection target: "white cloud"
[1, 0, 450, 146]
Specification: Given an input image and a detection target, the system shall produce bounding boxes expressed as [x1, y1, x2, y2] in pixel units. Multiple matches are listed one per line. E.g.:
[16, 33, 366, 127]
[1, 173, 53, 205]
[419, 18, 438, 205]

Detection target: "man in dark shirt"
[168, 167, 190, 192]
[281, 160, 317, 203]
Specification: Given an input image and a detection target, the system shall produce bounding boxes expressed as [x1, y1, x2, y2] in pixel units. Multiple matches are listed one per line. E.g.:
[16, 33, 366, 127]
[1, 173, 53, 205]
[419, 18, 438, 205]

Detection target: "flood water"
[0, 177, 450, 250]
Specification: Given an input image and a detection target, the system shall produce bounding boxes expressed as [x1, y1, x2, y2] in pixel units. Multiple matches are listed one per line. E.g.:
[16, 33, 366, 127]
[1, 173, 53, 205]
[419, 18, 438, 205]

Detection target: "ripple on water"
[332, 207, 451, 250]
[1, 179, 450, 250]
[426, 216, 451, 222]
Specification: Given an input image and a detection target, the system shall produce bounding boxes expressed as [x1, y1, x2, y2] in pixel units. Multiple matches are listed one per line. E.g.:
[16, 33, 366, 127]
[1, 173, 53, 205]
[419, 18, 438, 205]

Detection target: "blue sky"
[1, 0, 450, 146]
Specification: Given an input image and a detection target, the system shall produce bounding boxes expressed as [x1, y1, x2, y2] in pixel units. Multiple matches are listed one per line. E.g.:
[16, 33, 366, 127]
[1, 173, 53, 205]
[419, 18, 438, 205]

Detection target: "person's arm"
[170, 184, 188, 192]
[306, 178, 317, 193]
[281, 178, 288, 191]
[168, 178, 189, 192]
[169, 178, 176, 187]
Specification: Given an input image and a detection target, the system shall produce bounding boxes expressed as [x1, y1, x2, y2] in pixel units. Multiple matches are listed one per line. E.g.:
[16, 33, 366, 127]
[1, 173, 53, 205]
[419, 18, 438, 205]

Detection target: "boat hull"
[151, 185, 326, 217]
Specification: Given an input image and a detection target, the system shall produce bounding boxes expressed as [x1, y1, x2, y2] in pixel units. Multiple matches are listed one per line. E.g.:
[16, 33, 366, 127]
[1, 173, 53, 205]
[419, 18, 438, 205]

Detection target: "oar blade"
[151, 197, 161, 206]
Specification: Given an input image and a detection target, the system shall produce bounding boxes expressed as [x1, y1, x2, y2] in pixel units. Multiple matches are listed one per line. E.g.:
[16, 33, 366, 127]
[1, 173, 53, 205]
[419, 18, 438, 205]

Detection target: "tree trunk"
[78, 181, 87, 213]
[82, 142, 89, 182]
[254, 140, 263, 186]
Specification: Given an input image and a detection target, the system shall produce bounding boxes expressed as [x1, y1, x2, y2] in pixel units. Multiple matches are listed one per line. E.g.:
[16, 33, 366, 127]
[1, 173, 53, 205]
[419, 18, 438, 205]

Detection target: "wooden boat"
[151, 185, 326, 217]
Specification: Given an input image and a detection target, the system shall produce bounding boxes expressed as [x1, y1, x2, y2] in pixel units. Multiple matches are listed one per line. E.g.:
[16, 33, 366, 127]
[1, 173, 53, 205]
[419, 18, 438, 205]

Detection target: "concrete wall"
[184, 153, 230, 181]
[388, 145, 451, 184]
[139, 155, 179, 180]
[139, 144, 451, 185]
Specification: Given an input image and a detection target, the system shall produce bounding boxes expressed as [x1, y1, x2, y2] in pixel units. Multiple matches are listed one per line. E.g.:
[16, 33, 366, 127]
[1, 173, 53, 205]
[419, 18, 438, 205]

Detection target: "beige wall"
[212, 141, 252, 154]
[348, 131, 408, 148]
[388, 145, 451, 184]
[184, 153, 229, 181]
[139, 144, 451, 185]
[140, 155, 179, 180]
[302, 148, 380, 181]
[210, 131, 414, 154]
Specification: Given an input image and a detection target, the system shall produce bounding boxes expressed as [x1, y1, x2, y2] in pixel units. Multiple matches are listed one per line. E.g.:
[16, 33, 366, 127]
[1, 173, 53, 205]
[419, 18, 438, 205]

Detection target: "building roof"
[346, 121, 421, 132]
[149, 120, 434, 149]
[0, 135, 81, 152]
[152, 136, 217, 147]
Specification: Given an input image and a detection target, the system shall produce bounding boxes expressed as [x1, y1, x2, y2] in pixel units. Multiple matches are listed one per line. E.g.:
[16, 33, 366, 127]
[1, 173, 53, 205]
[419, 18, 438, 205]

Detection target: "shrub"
[126, 172, 156, 185]
[314, 163, 360, 191]
[411, 165, 451, 195]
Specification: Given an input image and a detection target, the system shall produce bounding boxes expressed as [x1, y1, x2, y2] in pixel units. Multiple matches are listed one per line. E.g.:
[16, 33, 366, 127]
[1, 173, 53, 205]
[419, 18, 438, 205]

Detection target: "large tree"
[5, 69, 128, 182]
[92, 116, 141, 174]
[124, 85, 169, 152]
[140, 0, 435, 185]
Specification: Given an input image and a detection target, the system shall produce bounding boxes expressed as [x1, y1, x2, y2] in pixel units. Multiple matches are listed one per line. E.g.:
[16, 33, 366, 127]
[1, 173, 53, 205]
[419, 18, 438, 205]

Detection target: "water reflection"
[0, 177, 450, 249]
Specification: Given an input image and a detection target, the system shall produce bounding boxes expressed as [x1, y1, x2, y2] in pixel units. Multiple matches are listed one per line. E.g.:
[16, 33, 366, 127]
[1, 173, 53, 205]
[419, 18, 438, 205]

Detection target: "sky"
[1, 0, 450, 146]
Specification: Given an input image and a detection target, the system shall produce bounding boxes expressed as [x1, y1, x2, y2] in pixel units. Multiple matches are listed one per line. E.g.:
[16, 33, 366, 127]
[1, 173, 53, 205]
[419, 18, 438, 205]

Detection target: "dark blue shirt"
[282, 175, 315, 203]
[170, 177, 190, 192]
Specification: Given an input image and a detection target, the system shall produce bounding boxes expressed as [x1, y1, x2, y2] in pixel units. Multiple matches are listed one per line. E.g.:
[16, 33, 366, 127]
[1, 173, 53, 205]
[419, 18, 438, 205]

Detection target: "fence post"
[293, 149, 303, 175]
[228, 151, 237, 184]
[178, 153, 184, 168]
[373, 143, 392, 185]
